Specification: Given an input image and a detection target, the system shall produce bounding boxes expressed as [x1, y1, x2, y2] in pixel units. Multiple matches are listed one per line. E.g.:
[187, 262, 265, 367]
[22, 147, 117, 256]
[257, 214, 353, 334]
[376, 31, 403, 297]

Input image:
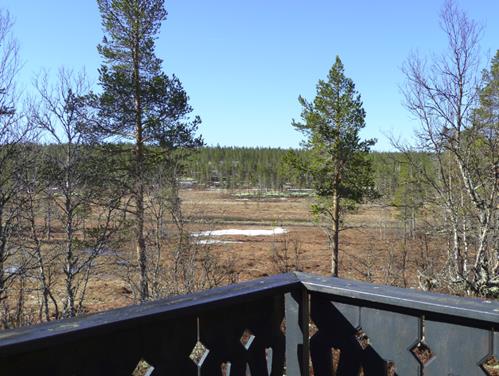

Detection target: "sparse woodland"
[398, 2, 498, 296]
[0, 0, 497, 331]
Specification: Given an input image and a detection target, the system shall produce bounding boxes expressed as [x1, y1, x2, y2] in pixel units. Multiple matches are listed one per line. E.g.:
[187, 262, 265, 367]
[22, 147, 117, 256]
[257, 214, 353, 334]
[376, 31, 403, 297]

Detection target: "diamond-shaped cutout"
[132, 359, 154, 376]
[280, 319, 286, 335]
[386, 361, 396, 376]
[190, 341, 210, 367]
[221, 361, 231, 376]
[481, 355, 499, 376]
[265, 347, 273, 374]
[332, 348, 341, 374]
[410, 341, 434, 366]
[240, 328, 255, 350]
[309, 321, 318, 339]
[355, 328, 370, 350]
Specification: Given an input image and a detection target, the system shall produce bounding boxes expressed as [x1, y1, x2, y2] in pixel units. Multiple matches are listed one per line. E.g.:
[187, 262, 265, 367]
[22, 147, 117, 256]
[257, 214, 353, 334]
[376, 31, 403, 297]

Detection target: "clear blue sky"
[3, 1, 499, 150]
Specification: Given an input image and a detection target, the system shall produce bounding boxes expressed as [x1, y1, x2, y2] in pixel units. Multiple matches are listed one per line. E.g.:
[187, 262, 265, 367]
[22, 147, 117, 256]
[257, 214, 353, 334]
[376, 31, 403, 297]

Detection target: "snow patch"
[196, 239, 243, 245]
[192, 227, 287, 237]
[4, 266, 19, 275]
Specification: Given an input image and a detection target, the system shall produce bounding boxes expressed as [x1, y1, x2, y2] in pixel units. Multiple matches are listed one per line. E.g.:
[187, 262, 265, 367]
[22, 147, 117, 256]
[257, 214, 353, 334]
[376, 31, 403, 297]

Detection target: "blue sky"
[3, 1, 499, 150]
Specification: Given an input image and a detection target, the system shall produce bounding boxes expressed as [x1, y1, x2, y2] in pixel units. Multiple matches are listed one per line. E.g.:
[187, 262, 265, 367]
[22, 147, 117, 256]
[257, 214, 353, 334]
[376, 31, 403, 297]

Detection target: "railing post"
[285, 287, 309, 376]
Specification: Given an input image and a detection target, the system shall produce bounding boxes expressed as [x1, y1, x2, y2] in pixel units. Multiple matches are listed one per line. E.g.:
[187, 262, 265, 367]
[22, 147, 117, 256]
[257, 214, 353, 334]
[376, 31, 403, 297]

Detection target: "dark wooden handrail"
[1, 272, 498, 375]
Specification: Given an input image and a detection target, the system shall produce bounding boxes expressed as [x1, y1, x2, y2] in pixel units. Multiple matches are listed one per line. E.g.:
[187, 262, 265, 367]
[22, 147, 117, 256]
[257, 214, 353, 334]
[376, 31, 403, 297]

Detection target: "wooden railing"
[0, 272, 498, 375]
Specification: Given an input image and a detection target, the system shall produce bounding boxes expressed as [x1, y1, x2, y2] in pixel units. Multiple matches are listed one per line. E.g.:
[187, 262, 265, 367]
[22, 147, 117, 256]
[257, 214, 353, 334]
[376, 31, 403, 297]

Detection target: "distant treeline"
[183, 146, 433, 202]
[183, 146, 311, 189]
[26, 144, 432, 203]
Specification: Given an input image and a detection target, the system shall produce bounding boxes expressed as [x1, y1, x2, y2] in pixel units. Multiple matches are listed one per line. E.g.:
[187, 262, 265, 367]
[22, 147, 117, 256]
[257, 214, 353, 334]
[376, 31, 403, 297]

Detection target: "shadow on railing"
[0, 272, 498, 375]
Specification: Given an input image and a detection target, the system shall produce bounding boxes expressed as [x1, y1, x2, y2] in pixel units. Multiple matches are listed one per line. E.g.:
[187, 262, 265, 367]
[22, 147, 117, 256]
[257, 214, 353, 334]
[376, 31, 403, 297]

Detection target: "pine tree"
[288, 56, 376, 276]
[475, 50, 499, 182]
[473, 50, 499, 292]
[94, 0, 201, 301]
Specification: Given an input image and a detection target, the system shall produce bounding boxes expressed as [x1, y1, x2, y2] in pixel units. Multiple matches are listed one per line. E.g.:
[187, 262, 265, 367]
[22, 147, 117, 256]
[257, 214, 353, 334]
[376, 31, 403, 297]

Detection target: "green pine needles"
[288, 56, 376, 275]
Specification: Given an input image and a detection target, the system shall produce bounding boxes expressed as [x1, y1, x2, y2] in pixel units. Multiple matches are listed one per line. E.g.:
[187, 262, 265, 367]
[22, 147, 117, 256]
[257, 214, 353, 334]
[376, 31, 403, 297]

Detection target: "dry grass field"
[179, 188, 427, 283]
[38, 188, 444, 315]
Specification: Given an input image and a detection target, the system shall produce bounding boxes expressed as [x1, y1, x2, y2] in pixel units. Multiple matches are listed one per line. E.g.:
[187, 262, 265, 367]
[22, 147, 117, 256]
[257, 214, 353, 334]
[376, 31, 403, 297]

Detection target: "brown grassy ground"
[178, 188, 428, 285]
[8, 188, 445, 317]
[74, 188, 445, 314]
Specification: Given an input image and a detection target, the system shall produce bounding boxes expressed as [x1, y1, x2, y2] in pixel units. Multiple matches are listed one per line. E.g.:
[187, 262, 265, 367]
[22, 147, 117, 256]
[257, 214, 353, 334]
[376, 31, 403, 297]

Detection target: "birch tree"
[402, 0, 498, 295]
[0, 9, 33, 327]
[32, 70, 123, 317]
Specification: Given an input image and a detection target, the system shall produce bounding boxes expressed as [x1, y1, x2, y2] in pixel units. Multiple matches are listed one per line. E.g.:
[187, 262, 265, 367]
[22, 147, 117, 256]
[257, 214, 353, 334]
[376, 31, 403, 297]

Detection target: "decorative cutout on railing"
[410, 341, 433, 366]
[481, 355, 499, 376]
[386, 360, 396, 376]
[355, 328, 370, 350]
[280, 318, 286, 335]
[309, 321, 318, 339]
[331, 348, 341, 374]
[265, 347, 273, 375]
[240, 328, 255, 350]
[221, 361, 232, 376]
[132, 359, 154, 376]
[190, 340, 210, 367]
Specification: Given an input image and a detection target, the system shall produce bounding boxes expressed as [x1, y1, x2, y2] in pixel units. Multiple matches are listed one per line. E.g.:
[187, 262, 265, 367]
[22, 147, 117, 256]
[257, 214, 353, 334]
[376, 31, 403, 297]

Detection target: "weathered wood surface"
[303, 273, 499, 376]
[298, 272, 499, 326]
[0, 272, 301, 356]
[1, 272, 498, 375]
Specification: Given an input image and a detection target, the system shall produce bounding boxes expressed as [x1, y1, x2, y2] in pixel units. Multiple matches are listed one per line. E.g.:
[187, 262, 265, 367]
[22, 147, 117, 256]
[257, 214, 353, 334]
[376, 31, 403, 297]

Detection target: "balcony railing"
[0, 272, 498, 375]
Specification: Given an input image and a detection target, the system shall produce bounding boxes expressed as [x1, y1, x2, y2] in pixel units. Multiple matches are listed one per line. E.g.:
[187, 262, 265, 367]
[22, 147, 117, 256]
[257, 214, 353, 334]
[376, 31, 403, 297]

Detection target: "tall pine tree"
[94, 0, 201, 301]
[289, 56, 375, 276]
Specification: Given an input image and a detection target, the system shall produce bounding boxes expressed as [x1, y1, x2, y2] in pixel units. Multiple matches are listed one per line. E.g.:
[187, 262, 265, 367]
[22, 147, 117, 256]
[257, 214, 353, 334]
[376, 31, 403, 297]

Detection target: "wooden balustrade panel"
[285, 290, 309, 376]
[309, 292, 498, 376]
[198, 295, 285, 376]
[311, 295, 421, 375]
[140, 317, 198, 375]
[1, 327, 143, 375]
[310, 295, 364, 376]
[0, 273, 301, 376]
[0, 298, 285, 376]
[360, 307, 420, 376]
[424, 320, 491, 376]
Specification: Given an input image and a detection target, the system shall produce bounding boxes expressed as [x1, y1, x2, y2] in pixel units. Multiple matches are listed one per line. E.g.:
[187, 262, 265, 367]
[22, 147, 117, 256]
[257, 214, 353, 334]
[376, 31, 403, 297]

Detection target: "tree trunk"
[133, 31, 148, 302]
[136, 178, 148, 301]
[36, 234, 55, 321]
[331, 191, 340, 277]
[28, 197, 52, 321]
[65, 197, 76, 317]
[45, 196, 52, 240]
[0, 205, 7, 325]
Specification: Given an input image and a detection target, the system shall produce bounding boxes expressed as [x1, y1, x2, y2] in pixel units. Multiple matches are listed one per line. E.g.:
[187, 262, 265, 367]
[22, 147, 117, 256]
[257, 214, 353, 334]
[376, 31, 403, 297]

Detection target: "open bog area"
[80, 188, 442, 314]
[180, 189, 429, 281]
[1, 184, 448, 321]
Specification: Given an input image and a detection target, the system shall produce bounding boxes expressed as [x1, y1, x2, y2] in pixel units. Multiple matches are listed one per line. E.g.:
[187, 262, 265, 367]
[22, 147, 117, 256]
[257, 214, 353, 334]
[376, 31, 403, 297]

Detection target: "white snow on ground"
[196, 239, 243, 245]
[192, 227, 288, 237]
[4, 266, 19, 274]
